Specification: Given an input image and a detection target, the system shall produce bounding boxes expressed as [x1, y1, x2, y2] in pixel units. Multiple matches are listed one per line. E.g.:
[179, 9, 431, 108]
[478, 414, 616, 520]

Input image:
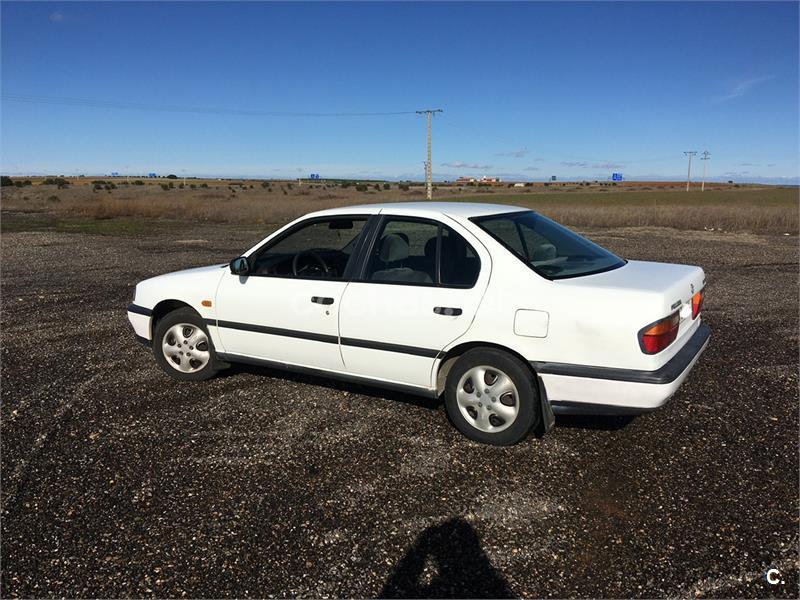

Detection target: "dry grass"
[1, 181, 797, 234]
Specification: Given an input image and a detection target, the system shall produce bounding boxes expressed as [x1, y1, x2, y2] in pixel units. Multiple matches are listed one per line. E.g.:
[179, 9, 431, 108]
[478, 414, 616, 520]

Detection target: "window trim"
[470, 211, 626, 281]
[355, 214, 481, 289]
[245, 214, 373, 282]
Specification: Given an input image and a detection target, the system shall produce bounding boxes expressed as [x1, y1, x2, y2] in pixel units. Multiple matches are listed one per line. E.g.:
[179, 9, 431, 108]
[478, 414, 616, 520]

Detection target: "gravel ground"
[1, 220, 797, 598]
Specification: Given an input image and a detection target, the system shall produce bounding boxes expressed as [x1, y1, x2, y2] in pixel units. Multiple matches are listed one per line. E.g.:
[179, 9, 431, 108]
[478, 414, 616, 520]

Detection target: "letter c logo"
[766, 569, 782, 585]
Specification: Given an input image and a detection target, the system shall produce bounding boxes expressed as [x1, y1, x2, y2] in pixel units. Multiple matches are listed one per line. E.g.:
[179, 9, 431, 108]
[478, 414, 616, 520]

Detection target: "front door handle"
[311, 296, 334, 305]
[433, 306, 462, 316]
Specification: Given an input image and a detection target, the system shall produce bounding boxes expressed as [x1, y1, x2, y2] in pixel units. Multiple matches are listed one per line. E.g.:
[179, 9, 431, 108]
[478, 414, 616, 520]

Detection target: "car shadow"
[381, 518, 515, 599]
[554, 414, 636, 431]
[219, 364, 638, 430]
[221, 362, 443, 411]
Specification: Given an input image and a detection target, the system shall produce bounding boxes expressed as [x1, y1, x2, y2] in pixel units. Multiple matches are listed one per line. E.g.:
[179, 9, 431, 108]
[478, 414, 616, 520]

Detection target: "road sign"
[550, 175, 557, 181]
[309, 173, 320, 180]
[612, 173, 623, 181]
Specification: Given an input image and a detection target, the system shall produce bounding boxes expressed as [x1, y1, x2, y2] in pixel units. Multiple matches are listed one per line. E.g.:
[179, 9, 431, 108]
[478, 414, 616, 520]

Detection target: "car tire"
[153, 307, 220, 381]
[444, 348, 540, 445]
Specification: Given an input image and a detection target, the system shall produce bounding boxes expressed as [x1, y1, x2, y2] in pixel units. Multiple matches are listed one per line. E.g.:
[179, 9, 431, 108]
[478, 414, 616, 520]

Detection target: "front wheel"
[444, 348, 540, 445]
[153, 307, 219, 381]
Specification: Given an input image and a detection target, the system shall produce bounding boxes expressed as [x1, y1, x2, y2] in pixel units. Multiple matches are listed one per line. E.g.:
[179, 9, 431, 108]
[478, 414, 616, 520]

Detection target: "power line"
[416, 109, 442, 199]
[1, 94, 419, 117]
[683, 151, 697, 192]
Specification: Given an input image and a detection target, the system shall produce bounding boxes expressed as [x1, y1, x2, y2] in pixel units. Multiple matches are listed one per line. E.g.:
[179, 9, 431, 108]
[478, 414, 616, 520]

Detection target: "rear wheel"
[445, 348, 539, 445]
[153, 308, 219, 381]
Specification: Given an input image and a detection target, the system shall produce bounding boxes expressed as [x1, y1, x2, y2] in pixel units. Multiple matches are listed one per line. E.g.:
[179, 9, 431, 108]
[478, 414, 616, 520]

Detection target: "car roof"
[309, 201, 529, 219]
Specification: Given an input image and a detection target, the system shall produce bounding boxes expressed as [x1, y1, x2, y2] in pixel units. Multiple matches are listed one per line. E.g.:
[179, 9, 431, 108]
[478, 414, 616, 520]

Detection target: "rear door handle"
[433, 306, 462, 316]
[311, 296, 334, 305]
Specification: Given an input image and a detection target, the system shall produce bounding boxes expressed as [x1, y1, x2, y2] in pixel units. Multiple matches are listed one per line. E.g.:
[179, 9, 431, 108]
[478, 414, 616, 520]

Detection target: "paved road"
[2, 222, 797, 597]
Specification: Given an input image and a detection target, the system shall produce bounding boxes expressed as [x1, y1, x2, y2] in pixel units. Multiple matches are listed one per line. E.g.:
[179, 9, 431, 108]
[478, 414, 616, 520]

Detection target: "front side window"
[251, 217, 367, 279]
[473, 211, 625, 279]
[364, 217, 480, 287]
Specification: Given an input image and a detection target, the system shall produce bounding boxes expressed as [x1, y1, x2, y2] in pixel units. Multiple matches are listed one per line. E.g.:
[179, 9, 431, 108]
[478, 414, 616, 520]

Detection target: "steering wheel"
[292, 250, 330, 277]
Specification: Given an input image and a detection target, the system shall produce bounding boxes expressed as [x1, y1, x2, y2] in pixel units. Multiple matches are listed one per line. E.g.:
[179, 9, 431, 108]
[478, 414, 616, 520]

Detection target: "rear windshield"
[472, 210, 625, 279]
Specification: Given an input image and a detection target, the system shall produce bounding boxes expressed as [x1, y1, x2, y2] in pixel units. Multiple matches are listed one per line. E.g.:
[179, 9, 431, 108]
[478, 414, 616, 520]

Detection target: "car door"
[338, 215, 490, 389]
[213, 215, 369, 372]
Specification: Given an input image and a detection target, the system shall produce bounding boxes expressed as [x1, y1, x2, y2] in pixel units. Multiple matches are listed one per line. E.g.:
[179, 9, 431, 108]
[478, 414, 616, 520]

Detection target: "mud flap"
[537, 375, 555, 434]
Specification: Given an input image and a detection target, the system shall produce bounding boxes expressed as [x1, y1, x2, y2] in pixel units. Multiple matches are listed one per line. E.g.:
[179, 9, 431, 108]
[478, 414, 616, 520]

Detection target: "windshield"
[472, 211, 625, 279]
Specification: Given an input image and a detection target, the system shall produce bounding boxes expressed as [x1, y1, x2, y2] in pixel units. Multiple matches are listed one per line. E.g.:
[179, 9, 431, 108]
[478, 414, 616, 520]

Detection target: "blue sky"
[1, 1, 798, 182]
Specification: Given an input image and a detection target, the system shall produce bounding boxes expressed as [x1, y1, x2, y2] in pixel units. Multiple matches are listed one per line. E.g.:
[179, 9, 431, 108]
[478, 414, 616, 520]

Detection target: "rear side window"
[364, 217, 480, 287]
[473, 210, 625, 279]
[440, 226, 480, 286]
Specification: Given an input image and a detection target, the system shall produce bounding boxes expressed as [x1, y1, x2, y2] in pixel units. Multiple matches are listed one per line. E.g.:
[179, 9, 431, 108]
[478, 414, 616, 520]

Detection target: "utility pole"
[416, 109, 443, 200]
[700, 151, 710, 192]
[683, 151, 697, 192]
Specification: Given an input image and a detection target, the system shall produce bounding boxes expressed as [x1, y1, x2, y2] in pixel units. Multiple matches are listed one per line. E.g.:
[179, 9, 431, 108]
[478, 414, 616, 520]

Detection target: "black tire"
[444, 348, 540, 445]
[152, 307, 219, 381]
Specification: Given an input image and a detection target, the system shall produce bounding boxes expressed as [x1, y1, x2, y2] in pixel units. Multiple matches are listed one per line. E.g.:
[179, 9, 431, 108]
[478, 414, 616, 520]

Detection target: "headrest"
[379, 233, 409, 262]
[424, 237, 437, 258]
[532, 243, 557, 262]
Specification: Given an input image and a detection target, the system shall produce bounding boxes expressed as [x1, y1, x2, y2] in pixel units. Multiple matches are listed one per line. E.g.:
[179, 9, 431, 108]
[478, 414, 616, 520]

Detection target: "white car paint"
[128, 202, 709, 415]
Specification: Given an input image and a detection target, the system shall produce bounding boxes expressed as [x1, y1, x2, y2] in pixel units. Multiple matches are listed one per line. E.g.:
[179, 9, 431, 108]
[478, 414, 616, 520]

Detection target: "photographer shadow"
[381, 518, 514, 599]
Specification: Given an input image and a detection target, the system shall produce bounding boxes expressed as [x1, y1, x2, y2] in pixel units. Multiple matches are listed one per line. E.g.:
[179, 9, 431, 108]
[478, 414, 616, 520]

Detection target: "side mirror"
[229, 256, 250, 276]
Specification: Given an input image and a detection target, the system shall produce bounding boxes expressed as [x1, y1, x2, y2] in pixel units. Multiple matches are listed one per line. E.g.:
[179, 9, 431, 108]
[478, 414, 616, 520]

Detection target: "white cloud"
[441, 161, 492, 170]
[495, 148, 529, 158]
[49, 11, 65, 22]
[716, 76, 771, 102]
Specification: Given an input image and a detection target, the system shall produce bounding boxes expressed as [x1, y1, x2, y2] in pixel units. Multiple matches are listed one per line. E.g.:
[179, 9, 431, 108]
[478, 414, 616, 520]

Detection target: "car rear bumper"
[534, 324, 710, 415]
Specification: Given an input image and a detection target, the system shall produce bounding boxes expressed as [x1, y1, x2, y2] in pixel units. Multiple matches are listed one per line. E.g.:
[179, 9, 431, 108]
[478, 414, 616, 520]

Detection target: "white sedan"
[128, 202, 709, 445]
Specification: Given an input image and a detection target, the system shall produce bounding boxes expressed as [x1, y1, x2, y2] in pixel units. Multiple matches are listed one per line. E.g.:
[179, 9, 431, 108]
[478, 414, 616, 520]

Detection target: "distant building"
[456, 176, 477, 184]
[513, 182, 525, 188]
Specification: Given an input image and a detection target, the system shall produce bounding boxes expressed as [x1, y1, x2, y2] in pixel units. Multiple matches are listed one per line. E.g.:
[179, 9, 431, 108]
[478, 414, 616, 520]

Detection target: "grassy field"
[1, 179, 797, 234]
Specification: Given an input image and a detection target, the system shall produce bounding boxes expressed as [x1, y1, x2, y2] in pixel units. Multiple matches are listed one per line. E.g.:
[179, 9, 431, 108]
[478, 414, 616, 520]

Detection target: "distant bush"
[200, 183, 209, 188]
[47, 195, 60, 202]
[399, 183, 410, 191]
[341, 181, 351, 188]
[383, 183, 390, 190]
[14, 181, 24, 188]
[1, 176, 13, 187]
[133, 180, 145, 185]
[91, 180, 108, 185]
[42, 177, 69, 187]
[23, 180, 32, 186]
[190, 184, 196, 189]
[356, 184, 368, 192]
[93, 184, 103, 191]
[287, 183, 293, 190]
[166, 174, 178, 179]
[168, 182, 174, 189]
[160, 183, 170, 191]
[373, 184, 381, 191]
[261, 181, 271, 188]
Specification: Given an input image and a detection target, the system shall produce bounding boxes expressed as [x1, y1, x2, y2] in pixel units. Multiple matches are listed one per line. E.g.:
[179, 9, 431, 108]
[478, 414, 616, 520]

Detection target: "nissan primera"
[128, 202, 709, 445]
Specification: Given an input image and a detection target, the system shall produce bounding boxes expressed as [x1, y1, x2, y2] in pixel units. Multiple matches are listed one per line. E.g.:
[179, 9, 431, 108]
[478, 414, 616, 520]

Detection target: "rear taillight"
[692, 290, 704, 319]
[638, 312, 680, 354]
